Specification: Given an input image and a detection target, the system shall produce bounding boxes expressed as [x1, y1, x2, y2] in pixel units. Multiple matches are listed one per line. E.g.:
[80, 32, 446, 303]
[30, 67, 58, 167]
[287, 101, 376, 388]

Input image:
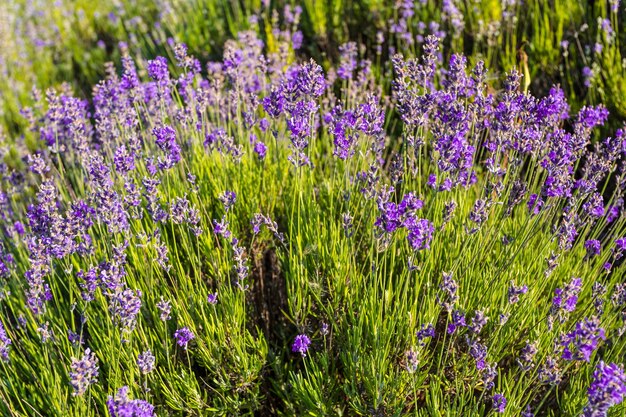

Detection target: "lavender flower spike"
[292, 334, 311, 357]
[174, 327, 195, 349]
[70, 348, 99, 396]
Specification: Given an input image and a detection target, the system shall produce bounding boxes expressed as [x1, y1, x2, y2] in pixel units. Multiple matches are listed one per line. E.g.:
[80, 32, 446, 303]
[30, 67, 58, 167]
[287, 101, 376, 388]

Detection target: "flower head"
[107, 386, 155, 417]
[174, 327, 195, 349]
[137, 350, 155, 375]
[70, 348, 99, 396]
[292, 334, 311, 357]
[492, 393, 506, 413]
[583, 362, 626, 417]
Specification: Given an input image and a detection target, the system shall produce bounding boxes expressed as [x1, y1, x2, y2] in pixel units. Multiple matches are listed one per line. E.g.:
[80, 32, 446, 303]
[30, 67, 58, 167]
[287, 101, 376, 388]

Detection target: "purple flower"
[219, 191, 237, 211]
[137, 350, 155, 375]
[527, 194, 544, 215]
[469, 310, 488, 334]
[174, 327, 195, 349]
[583, 362, 626, 417]
[508, 282, 528, 304]
[468, 338, 487, 370]
[0, 321, 11, 362]
[296, 60, 326, 97]
[13, 221, 25, 235]
[582, 66, 593, 87]
[153, 126, 181, 170]
[292, 334, 311, 357]
[70, 348, 99, 396]
[492, 393, 506, 413]
[68, 330, 82, 346]
[207, 292, 218, 305]
[481, 362, 498, 390]
[437, 272, 458, 312]
[213, 216, 231, 239]
[156, 298, 171, 321]
[405, 217, 434, 251]
[147, 56, 169, 82]
[337, 42, 357, 80]
[107, 386, 155, 417]
[447, 310, 466, 334]
[561, 317, 605, 362]
[548, 277, 582, 329]
[517, 341, 538, 371]
[110, 288, 142, 332]
[583, 193, 605, 218]
[291, 31, 303, 50]
[250, 213, 285, 244]
[585, 239, 601, 257]
[538, 356, 562, 385]
[254, 141, 267, 159]
[416, 324, 435, 346]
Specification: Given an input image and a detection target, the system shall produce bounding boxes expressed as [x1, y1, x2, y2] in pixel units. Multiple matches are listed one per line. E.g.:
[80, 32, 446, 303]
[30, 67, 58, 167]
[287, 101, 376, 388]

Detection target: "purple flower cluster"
[508, 282, 528, 304]
[374, 191, 433, 251]
[447, 310, 466, 334]
[437, 272, 458, 312]
[0, 321, 11, 362]
[153, 126, 181, 170]
[107, 386, 155, 417]
[69, 348, 99, 396]
[156, 298, 172, 321]
[110, 288, 142, 333]
[174, 327, 195, 349]
[548, 277, 583, 329]
[517, 341, 538, 371]
[416, 324, 435, 346]
[251, 213, 286, 244]
[292, 334, 311, 357]
[583, 362, 626, 417]
[560, 317, 606, 362]
[492, 393, 507, 413]
[137, 350, 155, 375]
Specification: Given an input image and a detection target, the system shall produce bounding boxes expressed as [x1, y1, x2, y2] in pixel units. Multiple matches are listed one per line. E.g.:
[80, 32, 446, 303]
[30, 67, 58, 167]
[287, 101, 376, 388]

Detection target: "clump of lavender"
[137, 350, 155, 375]
[110, 288, 142, 333]
[416, 324, 435, 346]
[251, 213, 286, 244]
[156, 298, 172, 321]
[69, 348, 99, 396]
[548, 277, 583, 329]
[560, 317, 606, 362]
[583, 362, 626, 417]
[508, 282, 528, 304]
[0, 321, 11, 362]
[538, 356, 562, 385]
[437, 272, 458, 312]
[174, 327, 195, 349]
[469, 310, 488, 335]
[292, 334, 311, 357]
[447, 310, 466, 334]
[492, 393, 506, 413]
[517, 341, 538, 371]
[107, 386, 155, 417]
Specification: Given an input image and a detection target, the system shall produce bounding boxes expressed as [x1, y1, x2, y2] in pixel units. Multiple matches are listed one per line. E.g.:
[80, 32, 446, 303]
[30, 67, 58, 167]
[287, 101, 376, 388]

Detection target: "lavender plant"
[0, 23, 625, 417]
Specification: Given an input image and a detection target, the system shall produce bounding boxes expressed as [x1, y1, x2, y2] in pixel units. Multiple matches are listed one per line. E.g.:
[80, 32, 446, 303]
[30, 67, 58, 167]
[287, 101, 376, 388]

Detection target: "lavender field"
[0, 1, 625, 416]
